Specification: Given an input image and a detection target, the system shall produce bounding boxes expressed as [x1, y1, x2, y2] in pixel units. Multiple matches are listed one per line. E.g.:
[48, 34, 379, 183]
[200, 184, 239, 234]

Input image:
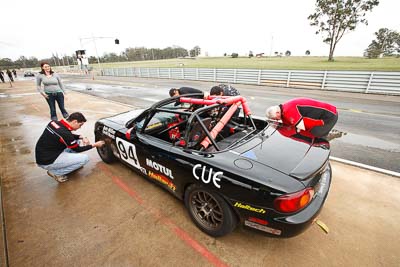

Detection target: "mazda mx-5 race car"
[94, 94, 332, 237]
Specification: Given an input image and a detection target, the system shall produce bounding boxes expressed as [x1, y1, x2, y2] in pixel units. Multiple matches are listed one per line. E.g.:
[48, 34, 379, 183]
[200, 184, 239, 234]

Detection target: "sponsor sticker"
[102, 126, 116, 139]
[51, 121, 60, 129]
[192, 164, 223, 189]
[234, 202, 266, 214]
[244, 220, 282, 236]
[146, 158, 174, 179]
[146, 122, 162, 130]
[148, 170, 176, 191]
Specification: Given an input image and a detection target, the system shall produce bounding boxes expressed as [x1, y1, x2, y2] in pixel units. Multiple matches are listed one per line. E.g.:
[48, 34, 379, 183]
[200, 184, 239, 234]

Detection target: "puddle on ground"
[18, 147, 32, 155]
[0, 92, 37, 98]
[332, 131, 400, 152]
[0, 122, 22, 127]
[66, 83, 143, 91]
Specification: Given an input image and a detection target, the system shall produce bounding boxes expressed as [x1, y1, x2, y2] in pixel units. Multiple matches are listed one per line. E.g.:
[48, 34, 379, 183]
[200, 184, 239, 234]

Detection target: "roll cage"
[127, 93, 259, 152]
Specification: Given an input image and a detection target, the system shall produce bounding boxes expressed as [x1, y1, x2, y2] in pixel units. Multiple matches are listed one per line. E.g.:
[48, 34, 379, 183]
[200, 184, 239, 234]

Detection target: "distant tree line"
[365, 28, 400, 58]
[0, 45, 201, 69]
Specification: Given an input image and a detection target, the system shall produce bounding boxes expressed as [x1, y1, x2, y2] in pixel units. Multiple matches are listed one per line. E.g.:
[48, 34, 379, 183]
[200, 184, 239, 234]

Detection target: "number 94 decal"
[116, 137, 141, 169]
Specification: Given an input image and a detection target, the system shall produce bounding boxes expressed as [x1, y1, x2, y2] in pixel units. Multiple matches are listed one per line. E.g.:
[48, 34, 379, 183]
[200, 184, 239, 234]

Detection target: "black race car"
[94, 94, 332, 237]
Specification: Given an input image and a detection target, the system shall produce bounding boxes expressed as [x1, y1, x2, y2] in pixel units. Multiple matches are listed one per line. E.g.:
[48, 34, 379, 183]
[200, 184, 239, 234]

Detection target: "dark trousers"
[46, 92, 68, 120]
[310, 114, 338, 137]
[0, 74, 4, 83]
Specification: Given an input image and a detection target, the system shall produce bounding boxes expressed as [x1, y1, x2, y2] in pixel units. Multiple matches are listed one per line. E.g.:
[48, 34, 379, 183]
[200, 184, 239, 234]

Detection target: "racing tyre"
[96, 141, 115, 163]
[184, 184, 238, 237]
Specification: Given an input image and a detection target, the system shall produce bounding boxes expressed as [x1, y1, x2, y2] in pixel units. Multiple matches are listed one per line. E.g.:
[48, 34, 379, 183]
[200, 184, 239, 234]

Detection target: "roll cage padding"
[179, 95, 252, 116]
[200, 102, 240, 149]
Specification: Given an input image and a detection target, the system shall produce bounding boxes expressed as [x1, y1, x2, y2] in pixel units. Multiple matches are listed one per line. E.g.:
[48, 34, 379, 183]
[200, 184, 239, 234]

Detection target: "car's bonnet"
[103, 109, 144, 128]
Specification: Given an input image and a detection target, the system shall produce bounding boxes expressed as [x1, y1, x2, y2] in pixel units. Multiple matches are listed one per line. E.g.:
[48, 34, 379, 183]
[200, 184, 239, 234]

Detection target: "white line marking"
[330, 156, 400, 178]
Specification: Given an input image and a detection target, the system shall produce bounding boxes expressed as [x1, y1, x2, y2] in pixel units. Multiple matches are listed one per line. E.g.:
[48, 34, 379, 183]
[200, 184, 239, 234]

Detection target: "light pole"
[79, 36, 119, 69]
[269, 35, 274, 57]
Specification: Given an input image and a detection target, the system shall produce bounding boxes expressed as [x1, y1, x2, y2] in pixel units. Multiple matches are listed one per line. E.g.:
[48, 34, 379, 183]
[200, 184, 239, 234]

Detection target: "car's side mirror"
[125, 125, 137, 140]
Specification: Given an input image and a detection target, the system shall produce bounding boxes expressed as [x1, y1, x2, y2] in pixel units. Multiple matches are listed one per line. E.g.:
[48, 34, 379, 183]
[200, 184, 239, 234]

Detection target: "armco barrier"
[102, 67, 400, 95]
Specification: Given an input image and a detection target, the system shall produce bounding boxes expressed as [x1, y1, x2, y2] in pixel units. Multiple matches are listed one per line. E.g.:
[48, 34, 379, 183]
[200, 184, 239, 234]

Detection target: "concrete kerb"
[330, 156, 400, 178]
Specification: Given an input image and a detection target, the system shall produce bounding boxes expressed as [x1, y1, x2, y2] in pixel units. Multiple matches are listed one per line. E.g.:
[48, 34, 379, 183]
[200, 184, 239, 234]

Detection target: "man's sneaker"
[47, 171, 68, 183]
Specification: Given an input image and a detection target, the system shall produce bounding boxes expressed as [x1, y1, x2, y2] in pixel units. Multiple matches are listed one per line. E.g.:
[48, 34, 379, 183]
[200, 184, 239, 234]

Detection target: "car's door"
[120, 110, 181, 194]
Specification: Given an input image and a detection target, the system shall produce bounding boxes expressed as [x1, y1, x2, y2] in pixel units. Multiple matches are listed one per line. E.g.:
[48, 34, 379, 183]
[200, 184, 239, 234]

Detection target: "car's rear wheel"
[184, 184, 237, 237]
[96, 140, 115, 163]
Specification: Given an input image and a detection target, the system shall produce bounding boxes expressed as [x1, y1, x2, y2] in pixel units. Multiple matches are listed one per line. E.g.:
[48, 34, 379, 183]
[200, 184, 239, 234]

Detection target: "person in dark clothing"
[169, 87, 207, 97]
[266, 97, 338, 138]
[169, 87, 209, 109]
[12, 69, 17, 78]
[35, 112, 105, 183]
[0, 70, 4, 83]
[210, 84, 240, 96]
[6, 69, 14, 82]
[210, 84, 241, 118]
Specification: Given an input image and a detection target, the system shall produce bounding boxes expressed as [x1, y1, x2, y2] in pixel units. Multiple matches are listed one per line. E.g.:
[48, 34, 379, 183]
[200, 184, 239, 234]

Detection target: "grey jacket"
[36, 73, 66, 94]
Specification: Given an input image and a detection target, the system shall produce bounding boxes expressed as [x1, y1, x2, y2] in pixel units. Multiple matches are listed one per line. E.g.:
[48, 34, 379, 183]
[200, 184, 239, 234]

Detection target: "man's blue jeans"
[46, 92, 68, 120]
[38, 149, 89, 176]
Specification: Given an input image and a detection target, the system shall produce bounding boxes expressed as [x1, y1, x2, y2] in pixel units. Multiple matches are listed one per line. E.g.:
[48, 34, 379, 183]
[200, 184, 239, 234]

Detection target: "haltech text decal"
[234, 202, 266, 214]
[148, 171, 176, 191]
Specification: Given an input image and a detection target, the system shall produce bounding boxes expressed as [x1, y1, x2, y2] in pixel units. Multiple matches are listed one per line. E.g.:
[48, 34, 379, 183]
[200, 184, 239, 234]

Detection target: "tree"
[365, 28, 400, 58]
[285, 50, 291, 56]
[249, 51, 254, 58]
[308, 0, 380, 61]
[396, 37, 400, 56]
[190, 46, 201, 57]
[231, 53, 239, 58]
[305, 50, 311, 55]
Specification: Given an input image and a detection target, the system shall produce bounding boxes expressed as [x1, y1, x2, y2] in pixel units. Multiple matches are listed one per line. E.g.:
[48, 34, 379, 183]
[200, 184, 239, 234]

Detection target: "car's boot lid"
[239, 126, 330, 180]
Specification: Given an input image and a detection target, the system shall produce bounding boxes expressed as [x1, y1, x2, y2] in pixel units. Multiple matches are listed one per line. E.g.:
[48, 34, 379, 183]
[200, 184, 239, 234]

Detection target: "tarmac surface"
[1, 80, 399, 266]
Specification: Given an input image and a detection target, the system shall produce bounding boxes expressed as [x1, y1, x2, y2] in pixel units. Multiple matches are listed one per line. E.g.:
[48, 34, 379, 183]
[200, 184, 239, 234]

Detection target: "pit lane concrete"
[1, 81, 399, 266]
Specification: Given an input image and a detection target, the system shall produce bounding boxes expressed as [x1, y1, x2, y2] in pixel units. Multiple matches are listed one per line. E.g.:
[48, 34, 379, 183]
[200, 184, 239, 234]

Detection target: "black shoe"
[63, 113, 69, 119]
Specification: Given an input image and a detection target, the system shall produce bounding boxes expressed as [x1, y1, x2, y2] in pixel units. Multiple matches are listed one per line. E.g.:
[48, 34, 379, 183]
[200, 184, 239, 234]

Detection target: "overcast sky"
[1, 0, 399, 60]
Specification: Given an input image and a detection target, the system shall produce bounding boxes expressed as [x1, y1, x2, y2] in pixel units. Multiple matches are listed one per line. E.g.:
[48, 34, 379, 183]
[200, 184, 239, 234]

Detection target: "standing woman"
[36, 62, 69, 121]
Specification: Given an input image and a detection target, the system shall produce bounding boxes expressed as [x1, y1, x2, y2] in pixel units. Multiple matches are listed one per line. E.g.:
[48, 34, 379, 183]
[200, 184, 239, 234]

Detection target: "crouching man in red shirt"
[266, 97, 338, 138]
[35, 112, 105, 183]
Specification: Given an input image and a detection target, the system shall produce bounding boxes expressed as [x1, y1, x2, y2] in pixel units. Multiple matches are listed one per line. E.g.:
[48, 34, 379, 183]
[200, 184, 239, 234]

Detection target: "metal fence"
[102, 67, 400, 95]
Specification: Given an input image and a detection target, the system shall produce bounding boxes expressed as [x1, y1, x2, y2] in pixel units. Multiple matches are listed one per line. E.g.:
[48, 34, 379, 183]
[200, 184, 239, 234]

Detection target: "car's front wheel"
[184, 184, 238, 237]
[96, 139, 115, 163]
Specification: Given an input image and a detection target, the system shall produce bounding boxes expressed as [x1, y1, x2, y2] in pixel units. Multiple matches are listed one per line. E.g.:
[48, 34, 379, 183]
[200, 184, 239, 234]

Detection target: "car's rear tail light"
[273, 188, 315, 213]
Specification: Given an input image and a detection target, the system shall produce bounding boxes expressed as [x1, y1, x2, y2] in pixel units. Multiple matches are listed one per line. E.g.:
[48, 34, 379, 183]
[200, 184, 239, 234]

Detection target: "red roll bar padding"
[180, 97, 217, 105]
[179, 96, 252, 116]
[200, 102, 240, 149]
